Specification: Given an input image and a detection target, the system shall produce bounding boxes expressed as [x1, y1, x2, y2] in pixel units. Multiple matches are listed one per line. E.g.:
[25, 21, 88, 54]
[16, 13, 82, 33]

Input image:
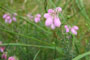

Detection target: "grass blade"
[72, 51, 90, 60]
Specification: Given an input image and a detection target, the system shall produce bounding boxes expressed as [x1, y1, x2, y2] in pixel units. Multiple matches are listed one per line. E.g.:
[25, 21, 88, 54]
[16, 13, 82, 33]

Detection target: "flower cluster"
[34, 14, 41, 23]
[0, 41, 7, 59]
[64, 25, 79, 35]
[27, 13, 41, 23]
[3, 13, 17, 24]
[0, 41, 17, 60]
[2, 7, 79, 35]
[44, 7, 62, 29]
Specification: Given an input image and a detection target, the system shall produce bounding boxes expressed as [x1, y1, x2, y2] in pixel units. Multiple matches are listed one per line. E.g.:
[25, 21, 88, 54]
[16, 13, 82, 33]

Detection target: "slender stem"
[53, 31, 58, 59]
[0, 43, 54, 49]
[44, 0, 47, 12]
[72, 35, 79, 56]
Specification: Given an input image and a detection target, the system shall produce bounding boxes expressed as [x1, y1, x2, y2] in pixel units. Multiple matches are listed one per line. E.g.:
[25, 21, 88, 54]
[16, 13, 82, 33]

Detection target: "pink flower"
[0, 41, 5, 52]
[8, 56, 16, 60]
[3, 14, 8, 19]
[45, 17, 53, 27]
[64, 25, 79, 35]
[51, 24, 55, 29]
[6, 16, 11, 20]
[55, 7, 62, 13]
[71, 28, 77, 35]
[48, 9, 54, 13]
[44, 7, 62, 29]
[1, 53, 7, 59]
[34, 14, 41, 23]
[54, 17, 61, 27]
[64, 25, 69, 32]
[0, 47, 5, 52]
[3, 13, 17, 24]
[12, 17, 16, 22]
[73, 26, 79, 30]
[71, 26, 79, 35]
[44, 13, 51, 18]
[5, 19, 12, 24]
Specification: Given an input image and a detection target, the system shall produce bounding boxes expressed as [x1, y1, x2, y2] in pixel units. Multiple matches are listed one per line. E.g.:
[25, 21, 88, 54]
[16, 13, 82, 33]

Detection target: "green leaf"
[72, 51, 90, 60]
[33, 50, 40, 60]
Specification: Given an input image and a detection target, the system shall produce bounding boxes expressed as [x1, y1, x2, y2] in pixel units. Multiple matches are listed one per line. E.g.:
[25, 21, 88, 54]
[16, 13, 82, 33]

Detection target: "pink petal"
[0, 47, 5, 52]
[5, 17, 12, 24]
[8, 19, 12, 24]
[34, 17, 40, 23]
[44, 13, 51, 18]
[71, 28, 77, 35]
[73, 26, 79, 30]
[6, 16, 11, 20]
[51, 24, 55, 30]
[36, 14, 41, 17]
[3, 14, 8, 19]
[8, 56, 15, 60]
[12, 17, 16, 22]
[64, 25, 70, 32]
[66, 28, 69, 32]
[45, 18, 53, 27]
[5, 19, 8, 23]
[56, 7, 62, 12]
[64, 25, 68, 28]
[54, 17, 61, 27]
[48, 9, 54, 13]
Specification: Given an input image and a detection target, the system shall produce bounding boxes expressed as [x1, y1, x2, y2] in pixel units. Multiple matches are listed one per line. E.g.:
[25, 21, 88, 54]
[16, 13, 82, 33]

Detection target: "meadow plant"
[44, 7, 62, 29]
[3, 13, 17, 24]
[64, 25, 79, 35]
[34, 14, 41, 23]
[0, 0, 90, 60]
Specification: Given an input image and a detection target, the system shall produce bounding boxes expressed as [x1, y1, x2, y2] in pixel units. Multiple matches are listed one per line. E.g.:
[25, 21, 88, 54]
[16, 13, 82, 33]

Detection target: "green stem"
[0, 43, 55, 49]
[72, 35, 79, 55]
[53, 31, 58, 59]
[44, 0, 47, 12]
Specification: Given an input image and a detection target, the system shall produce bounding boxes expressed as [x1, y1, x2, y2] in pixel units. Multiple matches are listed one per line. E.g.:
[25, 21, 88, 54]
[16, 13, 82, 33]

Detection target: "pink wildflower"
[1, 53, 7, 59]
[8, 56, 16, 60]
[64, 25, 79, 35]
[44, 7, 62, 29]
[34, 14, 41, 23]
[64, 25, 69, 32]
[55, 7, 62, 13]
[12, 17, 16, 22]
[71, 26, 79, 35]
[48, 9, 54, 13]
[0, 41, 5, 52]
[3, 13, 17, 24]
[3, 14, 8, 19]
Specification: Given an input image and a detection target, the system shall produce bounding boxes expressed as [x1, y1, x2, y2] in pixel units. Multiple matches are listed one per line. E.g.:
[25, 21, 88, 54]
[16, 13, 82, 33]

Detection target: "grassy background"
[0, 0, 90, 60]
